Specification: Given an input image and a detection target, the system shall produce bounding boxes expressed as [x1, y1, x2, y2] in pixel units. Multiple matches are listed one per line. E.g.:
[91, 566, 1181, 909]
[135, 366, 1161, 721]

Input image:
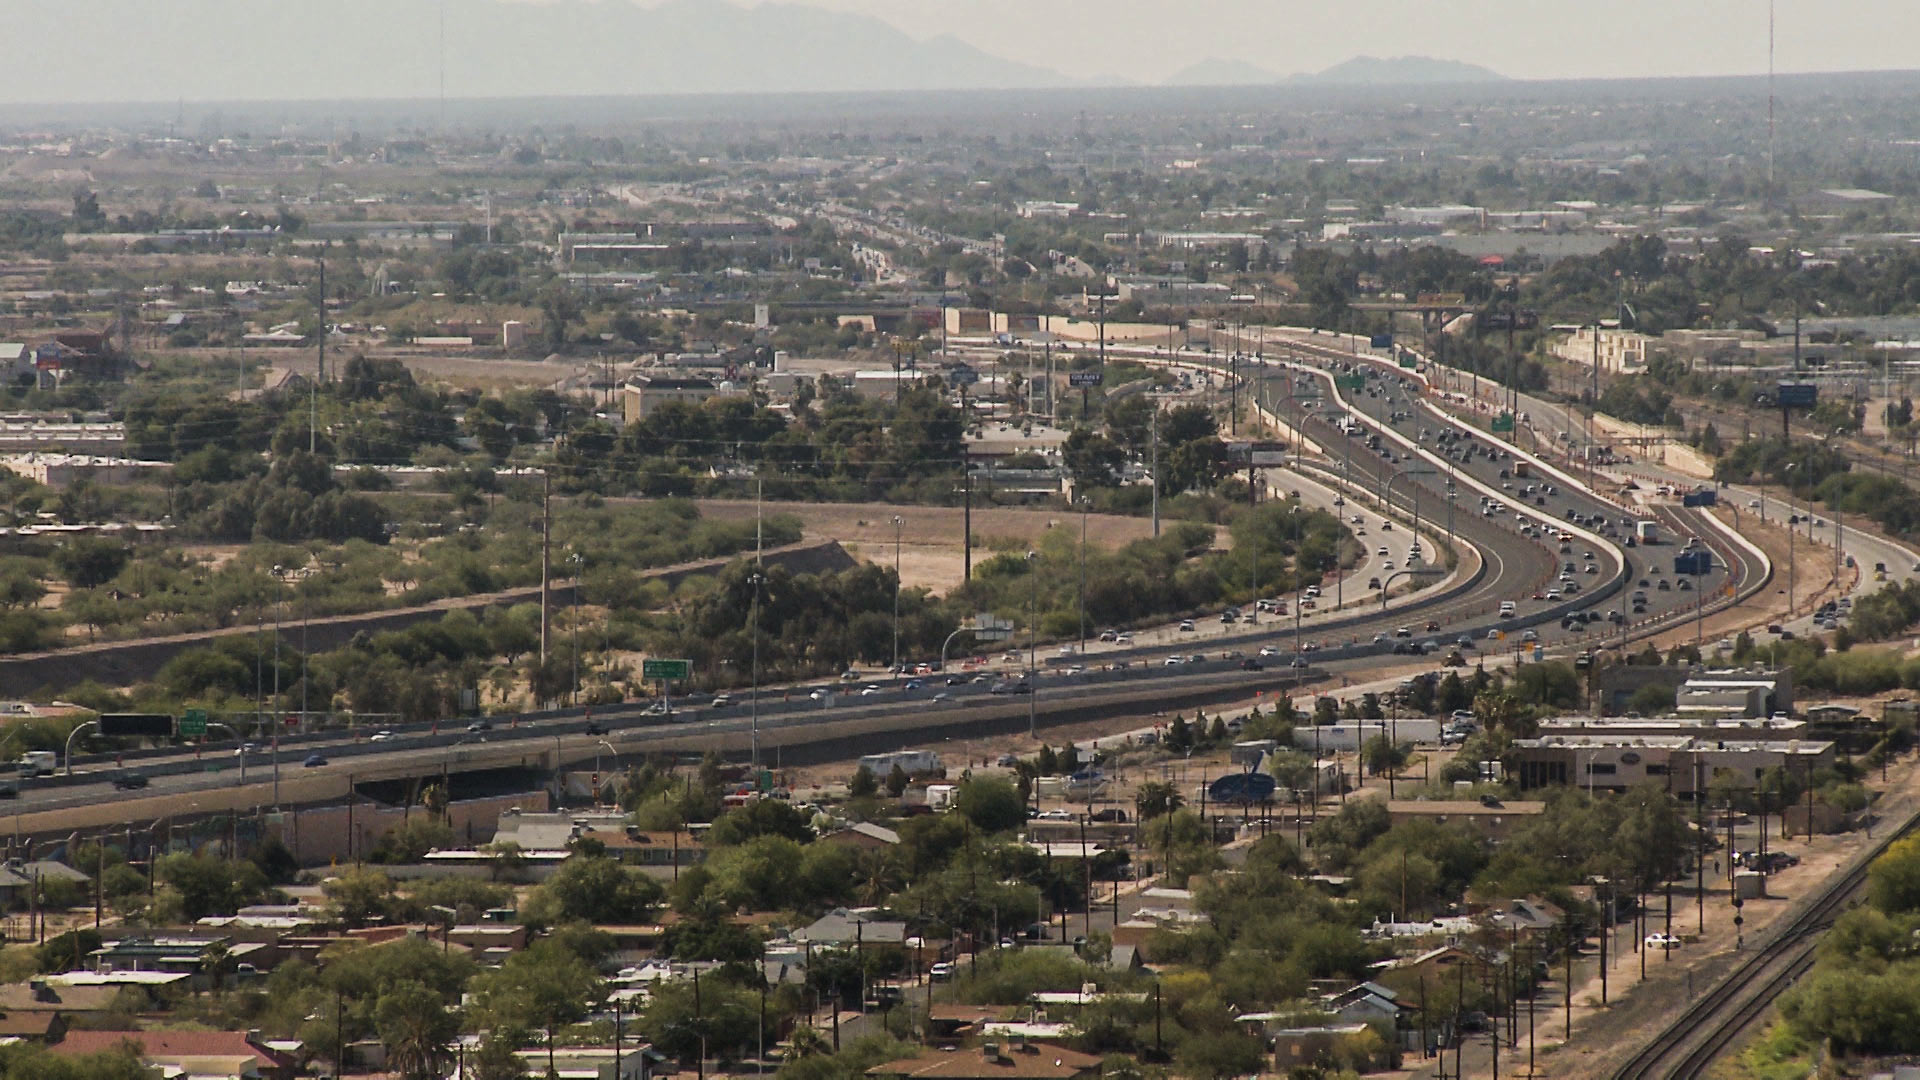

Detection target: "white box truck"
[18, 751, 56, 777]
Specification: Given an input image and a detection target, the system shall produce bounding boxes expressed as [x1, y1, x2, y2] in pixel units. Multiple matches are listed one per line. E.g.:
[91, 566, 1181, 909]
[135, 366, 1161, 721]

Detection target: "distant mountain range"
[0, 1, 1508, 104]
[1, 0, 1072, 103]
[1164, 54, 1509, 89]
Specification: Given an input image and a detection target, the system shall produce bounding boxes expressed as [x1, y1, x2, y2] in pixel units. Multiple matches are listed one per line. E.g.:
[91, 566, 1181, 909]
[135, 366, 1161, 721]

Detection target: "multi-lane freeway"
[9, 323, 1825, 832]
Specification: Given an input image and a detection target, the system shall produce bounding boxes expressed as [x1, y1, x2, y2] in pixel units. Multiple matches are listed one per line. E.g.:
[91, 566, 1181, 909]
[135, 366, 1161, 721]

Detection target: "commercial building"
[621, 376, 744, 422]
[0, 453, 171, 490]
[1110, 277, 1234, 305]
[1552, 327, 1653, 374]
[1511, 733, 1834, 794]
[1592, 665, 1792, 719]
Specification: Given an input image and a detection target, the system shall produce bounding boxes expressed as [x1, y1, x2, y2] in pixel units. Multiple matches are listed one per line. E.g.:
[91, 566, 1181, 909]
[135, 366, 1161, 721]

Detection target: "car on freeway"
[1259, 645, 1281, 657]
[112, 772, 149, 790]
[370, 730, 396, 742]
[861, 685, 883, 696]
[990, 680, 1032, 694]
[467, 719, 492, 733]
[711, 694, 733, 708]
[1239, 658, 1264, 671]
[644, 701, 674, 716]
[303, 753, 329, 768]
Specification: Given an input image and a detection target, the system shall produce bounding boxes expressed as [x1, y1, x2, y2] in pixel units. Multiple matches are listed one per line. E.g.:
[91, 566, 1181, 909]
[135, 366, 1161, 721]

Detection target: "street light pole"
[1078, 497, 1089, 657]
[568, 552, 583, 705]
[1027, 551, 1039, 739]
[892, 516, 903, 682]
[749, 569, 766, 769]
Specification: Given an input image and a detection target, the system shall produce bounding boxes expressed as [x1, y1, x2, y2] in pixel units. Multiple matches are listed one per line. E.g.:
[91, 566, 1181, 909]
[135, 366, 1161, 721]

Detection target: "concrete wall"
[271, 790, 550, 866]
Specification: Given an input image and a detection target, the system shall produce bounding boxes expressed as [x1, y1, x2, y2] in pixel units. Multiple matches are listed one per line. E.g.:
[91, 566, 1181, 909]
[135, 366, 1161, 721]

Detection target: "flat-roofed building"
[622, 375, 744, 422]
[1512, 734, 1834, 794]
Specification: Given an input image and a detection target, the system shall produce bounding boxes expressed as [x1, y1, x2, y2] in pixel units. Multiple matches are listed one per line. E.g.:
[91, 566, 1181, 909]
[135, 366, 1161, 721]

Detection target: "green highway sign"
[1336, 375, 1367, 391]
[642, 659, 691, 681]
[1397, 356, 1417, 369]
[179, 709, 208, 738]
[1491, 412, 1516, 434]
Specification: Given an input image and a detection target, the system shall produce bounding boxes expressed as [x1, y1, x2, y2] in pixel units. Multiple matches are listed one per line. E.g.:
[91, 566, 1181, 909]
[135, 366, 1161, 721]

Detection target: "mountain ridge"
[0, 0, 1075, 104]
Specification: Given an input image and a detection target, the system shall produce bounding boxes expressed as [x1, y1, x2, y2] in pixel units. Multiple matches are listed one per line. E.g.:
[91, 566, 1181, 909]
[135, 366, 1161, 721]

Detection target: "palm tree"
[782, 1026, 832, 1062]
[1135, 781, 1183, 821]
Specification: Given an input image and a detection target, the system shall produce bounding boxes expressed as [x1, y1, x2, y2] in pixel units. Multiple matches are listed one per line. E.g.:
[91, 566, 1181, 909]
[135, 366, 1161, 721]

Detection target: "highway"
[11, 325, 1777, 828]
[1343, 327, 1920, 639]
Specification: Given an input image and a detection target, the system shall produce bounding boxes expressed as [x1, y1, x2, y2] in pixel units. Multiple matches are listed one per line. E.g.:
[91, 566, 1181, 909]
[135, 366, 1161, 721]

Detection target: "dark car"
[112, 772, 150, 790]
[1239, 658, 1265, 671]
[467, 719, 492, 734]
[990, 680, 1032, 695]
[303, 753, 329, 768]
[584, 722, 605, 736]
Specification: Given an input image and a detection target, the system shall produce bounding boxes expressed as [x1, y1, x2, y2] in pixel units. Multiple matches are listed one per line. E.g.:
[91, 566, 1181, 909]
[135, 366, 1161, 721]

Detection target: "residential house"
[1369, 945, 1482, 986]
[1322, 981, 1407, 1027]
[1480, 897, 1566, 941]
[51, 1029, 300, 1080]
[583, 827, 706, 868]
[1261, 1022, 1378, 1071]
[820, 822, 901, 851]
[90, 934, 268, 990]
[508, 1045, 656, 1080]
[0, 1009, 66, 1042]
[0, 977, 120, 1020]
[795, 909, 907, 947]
[1384, 799, 1545, 842]
[869, 1041, 1101, 1080]
[927, 1004, 1013, 1044]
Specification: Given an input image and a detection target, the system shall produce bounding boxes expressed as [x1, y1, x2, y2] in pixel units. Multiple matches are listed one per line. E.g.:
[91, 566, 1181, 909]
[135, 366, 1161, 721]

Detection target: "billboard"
[1776, 382, 1818, 408]
[99, 713, 175, 738]
[1068, 370, 1104, 388]
[1208, 771, 1279, 805]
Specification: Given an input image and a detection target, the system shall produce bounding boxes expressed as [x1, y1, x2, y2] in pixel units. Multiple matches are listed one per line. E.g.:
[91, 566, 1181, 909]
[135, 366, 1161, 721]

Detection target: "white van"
[1498, 601, 1516, 616]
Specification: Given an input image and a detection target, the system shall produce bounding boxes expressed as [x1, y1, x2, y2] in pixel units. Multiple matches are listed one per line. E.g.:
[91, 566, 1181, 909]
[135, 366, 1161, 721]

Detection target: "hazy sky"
[682, 0, 1915, 83]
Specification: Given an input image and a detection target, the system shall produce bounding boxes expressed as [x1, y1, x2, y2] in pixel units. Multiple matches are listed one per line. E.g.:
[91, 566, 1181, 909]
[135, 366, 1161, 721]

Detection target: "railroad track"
[1610, 806, 1919, 1080]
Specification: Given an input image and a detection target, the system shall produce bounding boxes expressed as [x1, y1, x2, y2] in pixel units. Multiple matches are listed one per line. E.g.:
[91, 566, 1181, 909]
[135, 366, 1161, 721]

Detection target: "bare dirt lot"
[694, 499, 1205, 596]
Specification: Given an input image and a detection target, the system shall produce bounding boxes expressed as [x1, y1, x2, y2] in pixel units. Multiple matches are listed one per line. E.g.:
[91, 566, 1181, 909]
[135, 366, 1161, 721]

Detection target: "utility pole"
[963, 465, 973, 582]
[539, 472, 551, 668]
[1149, 406, 1160, 538]
[313, 258, 325, 453]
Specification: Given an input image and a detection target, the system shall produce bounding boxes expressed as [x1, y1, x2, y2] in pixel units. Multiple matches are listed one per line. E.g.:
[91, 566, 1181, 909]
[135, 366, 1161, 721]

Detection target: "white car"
[1258, 645, 1281, 657]
[370, 730, 396, 743]
[1645, 933, 1682, 951]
